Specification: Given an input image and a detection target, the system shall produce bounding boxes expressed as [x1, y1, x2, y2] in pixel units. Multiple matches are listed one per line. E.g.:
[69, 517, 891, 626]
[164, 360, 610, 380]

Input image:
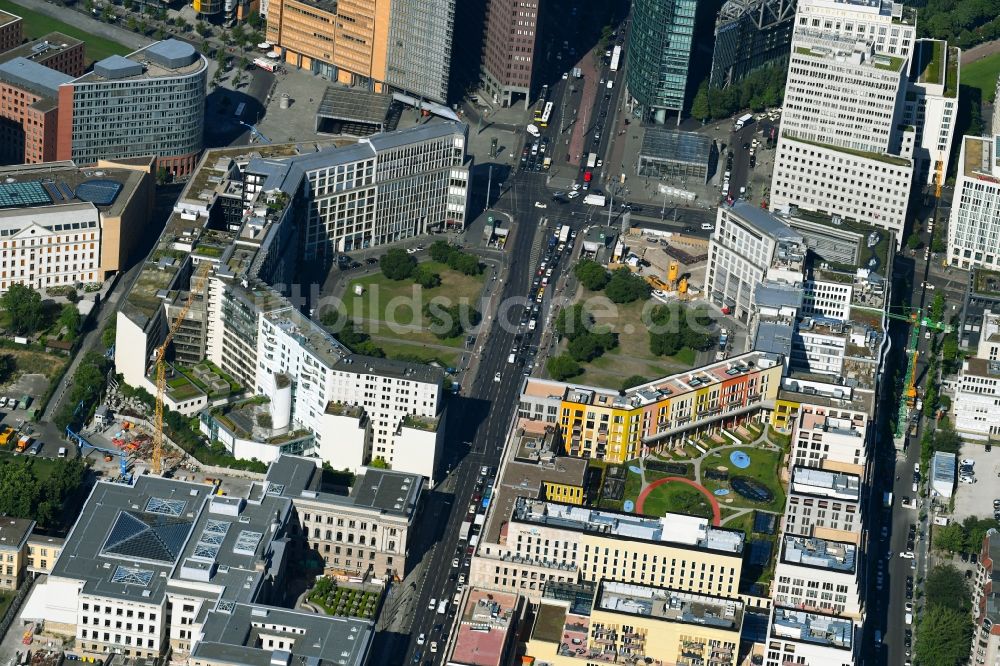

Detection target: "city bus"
[539, 102, 554, 128]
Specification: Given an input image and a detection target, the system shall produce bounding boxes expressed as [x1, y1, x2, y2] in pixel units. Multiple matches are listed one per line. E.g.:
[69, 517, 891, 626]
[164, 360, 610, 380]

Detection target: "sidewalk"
[10, 0, 151, 51]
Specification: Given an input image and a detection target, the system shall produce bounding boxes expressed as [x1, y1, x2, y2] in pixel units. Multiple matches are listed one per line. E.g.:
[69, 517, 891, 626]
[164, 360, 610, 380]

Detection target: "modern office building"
[710, 0, 796, 88]
[0, 57, 72, 165]
[626, 0, 698, 123]
[952, 356, 1000, 441]
[525, 581, 744, 666]
[265, 455, 422, 581]
[784, 466, 862, 543]
[774, 535, 862, 619]
[769, 0, 916, 242]
[19, 472, 373, 665]
[480, 0, 540, 108]
[994, 75, 1000, 133]
[0, 11, 21, 54]
[947, 134, 1000, 271]
[265, 0, 455, 103]
[902, 39, 959, 186]
[765, 607, 857, 666]
[246, 120, 468, 259]
[706, 202, 806, 322]
[518, 351, 785, 463]
[56, 40, 207, 176]
[116, 125, 465, 481]
[0, 159, 154, 290]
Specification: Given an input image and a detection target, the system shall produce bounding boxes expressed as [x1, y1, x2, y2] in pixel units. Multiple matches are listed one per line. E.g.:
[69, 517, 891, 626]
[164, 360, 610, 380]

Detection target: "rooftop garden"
[974, 268, 1000, 296]
[920, 40, 944, 85]
[401, 413, 439, 432]
[177, 361, 241, 399]
[871, 54, 906, 72]
[784, 133, 911, 167]
[307, 577, 380, 619]
[944, 47, 959, 98]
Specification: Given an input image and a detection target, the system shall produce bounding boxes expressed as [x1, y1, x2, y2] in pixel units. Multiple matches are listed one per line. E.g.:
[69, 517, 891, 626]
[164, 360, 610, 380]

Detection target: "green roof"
[871, 54, 905, 72]
[944, 47, 958, 98]
[919, 40, 944, 85]
[784, 133, 911, 167]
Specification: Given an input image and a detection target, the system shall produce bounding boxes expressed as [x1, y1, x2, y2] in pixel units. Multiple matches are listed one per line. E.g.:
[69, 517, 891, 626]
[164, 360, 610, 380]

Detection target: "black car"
[365, 257, 378, 265]
[350, 261, 362, 269]
[743, 142, 751, 150]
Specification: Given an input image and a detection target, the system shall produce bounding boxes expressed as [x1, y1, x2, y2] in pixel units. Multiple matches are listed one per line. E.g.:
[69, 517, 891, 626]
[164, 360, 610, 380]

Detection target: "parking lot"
[950, 443, 1000, 523]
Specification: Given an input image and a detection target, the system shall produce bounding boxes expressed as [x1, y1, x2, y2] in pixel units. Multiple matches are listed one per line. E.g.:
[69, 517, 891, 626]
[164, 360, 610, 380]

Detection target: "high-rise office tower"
[768, 0, 918, 244]
[385, 0, 456, 104]
[710, 0, 796, 88]
[481, 0, 540, 108]
[626, 0, 698, 124]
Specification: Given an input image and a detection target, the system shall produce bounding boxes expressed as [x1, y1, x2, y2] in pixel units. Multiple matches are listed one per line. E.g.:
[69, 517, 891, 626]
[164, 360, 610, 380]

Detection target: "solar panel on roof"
[57, 182, 75, 201]
[40, 181, 62, 202]
[75, 179, 123, 206]
[0, 181, 51, 208]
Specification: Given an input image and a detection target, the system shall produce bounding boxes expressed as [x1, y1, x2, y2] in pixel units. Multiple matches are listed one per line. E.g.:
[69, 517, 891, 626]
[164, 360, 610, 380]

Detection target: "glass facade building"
[626, 0, 697, 123]
[710, 0, 795, 88]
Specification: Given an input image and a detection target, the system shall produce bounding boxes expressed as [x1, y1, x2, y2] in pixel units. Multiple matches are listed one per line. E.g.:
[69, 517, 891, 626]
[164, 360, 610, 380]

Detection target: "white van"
[57, 447, 67, 458]
[437, 600, 448, 615]
[606, 80, 613, 90]
[508, 353, 516, 364]
[701, 223, 714, 231]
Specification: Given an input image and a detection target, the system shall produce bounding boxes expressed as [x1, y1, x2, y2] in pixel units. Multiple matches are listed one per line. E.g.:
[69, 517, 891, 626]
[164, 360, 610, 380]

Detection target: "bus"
[610, 45, 622, 72]
[586, 153, 597, 169]
[234, 102, 246, 119]
[539, 102, 554, 128]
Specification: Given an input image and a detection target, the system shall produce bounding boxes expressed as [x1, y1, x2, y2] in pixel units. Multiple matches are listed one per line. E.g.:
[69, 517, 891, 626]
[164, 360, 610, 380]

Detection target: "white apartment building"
[801, 278, 852, 320]
[706, 202, 806, 322]
[774, 535, 862, 619]
[771, 0, 916, 242]
[765, 607, 857, 666]
[953, 357, 1000, 441]
[791, 320, 848, 376]
[902, 39, 959, 186]
[791, 401, 868, 472]
[947, 134, 1000, 270]
[0, 204, 99, 291]
[785, 466, 862, 543]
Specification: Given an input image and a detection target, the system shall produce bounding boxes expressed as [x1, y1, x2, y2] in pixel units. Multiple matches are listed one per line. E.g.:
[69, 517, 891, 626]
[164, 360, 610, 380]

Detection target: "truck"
[586, 153, 597, 169]
[253, 57, 279, 72]
[883, 491, 893, 509]
[526, 124, 540, 137]
[572, 67, 582, 78]
[543, 156, 552, 170]
[458, 520, 472, 542]
[609, 45, 622, 72]
[583, 194, 607, 207]
[734, 112, 753, 130]
[15, 436, 31, 453]
[0, 427, 13, 446]
[437, 600, 448, 615]
[559, 224, 571, 243]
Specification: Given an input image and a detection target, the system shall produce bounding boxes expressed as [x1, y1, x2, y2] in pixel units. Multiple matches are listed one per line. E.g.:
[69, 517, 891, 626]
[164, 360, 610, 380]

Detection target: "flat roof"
[317, 87, 392, 126]
[0, 516, 34, 551]
[595, 580, 743, 631]
[754, 320, 794, 357]
[0, 10, 19, 26]
[194, 602, 372, 666]
[449, 589, 519, 666]
[770, 607, 854, 650]
[931, 451, 956, 482]
[790, 466, 861, 500]
[0, 160, 148, 219]
[782, 535, 856, 573]
[74, 38, 205, 84]
[0, 33, 83, 65]
[639, 128, 714, 165]
[0, 57, 72, 98]
[266, 455, 422, 520]
[513, 498, 744, 554]
[724, 200, 801, 242]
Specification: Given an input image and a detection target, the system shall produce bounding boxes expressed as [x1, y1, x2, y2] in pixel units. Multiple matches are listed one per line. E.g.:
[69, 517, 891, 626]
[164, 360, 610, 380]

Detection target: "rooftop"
[513, 498, 744, 554]
[931, 451, 956, 482]
[0, 160, 149, 220]
[448, 589, 519, 666]
[912, 39, 945, 85]
[0, 33, 82, 66]
[75, 39, 206, 84]
[400, 413, 439, 433]
[193, 602, 372, 666]
[0, 56, 72, 99]
[770, 607, 854, 650]
[790, 466, 861, 501]
[317, 86, 392, 127]
[0, 516, 34, 550]
[265, 455, 422, 520]
[782, 535, 857, 573]
[0, 10, 19, 26]
[782, 132, 911, 167]
[595, 580, 743, 630]
[639, 128, 714, 164]
[723, 200, 803, 243]
[962, 135, 1000, 182]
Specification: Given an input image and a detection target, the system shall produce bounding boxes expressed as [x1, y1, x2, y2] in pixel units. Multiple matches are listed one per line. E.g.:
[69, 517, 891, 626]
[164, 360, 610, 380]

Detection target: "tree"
[942, 333, 959, 363]
[58, 304, 81, 341]
[102, 324, 116, 350]
[380, 249, 417, 280]
[1, 284, 44, 335]
[925, 564, 971, 612]
[247, 11, 265, 29]
[932, 230, 947, 254]
[429, 240, 453, 263]
[239, 56, 250, 71]
[933, 523, 966, 553]
[231, 23, 246, 45]
[906, 233, 923, 250]
[605, 268, 650, 304]
[413, 264, 441, 288]
[574, 260, 610, 291]
[555, 304, 594, 341]
[369, 456, 389, 469]
[932, 422, 963, 454]
[153, 27, 165, 40]
[423, 302, 478, 340]
[547, 354, 582, 381]
[0, 354, 14, 384]
[156, 166, 170, 185]
[690, 80, 711, 121]
[621, 375, 649, 391]
[568, 334, 602, 362]
[929, 292, 946, 322]
[962, 516, 999, 555]
[66, 288, 80, 304]
[914, 606, 974, 666]
[126, 15, 138, 31]
[196, 20, 211, 37]
[447, 251, 481, 276]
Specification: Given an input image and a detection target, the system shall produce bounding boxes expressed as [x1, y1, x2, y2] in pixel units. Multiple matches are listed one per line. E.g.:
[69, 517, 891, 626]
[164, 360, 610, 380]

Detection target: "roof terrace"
[782, 535, 857, 573]
[771, 608, 854, 650]
[595, 581, 743, 630]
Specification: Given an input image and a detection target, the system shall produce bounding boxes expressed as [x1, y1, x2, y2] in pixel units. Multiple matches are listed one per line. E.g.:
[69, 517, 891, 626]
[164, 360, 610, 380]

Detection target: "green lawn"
[0, 0, 132, 64]
[639, 482, 714, 519]
[346, 262, 484, 349]
[721, 510, 754, 536]
[962, 51, 1000, 104]
[701, 447, 787, 514]
[371, 338, 461, 368]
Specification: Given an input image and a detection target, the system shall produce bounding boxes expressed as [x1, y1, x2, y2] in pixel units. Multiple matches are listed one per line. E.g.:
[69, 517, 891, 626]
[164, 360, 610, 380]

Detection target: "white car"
[900, 551, 915, 559]
[960, 475, 976, 484]
[596, 159, 603, 167]
[905, 602, 913, 612]
[914, 462, 920, 474]
[535, 201, 547, 209]
[428, 598, 437, 610]
[567, 190, 580, 199]
[653, 290, 667, 298]
[494, 371, 501, 383]
[962, 458, 976, 466]
[571, 183, 581, 191]
[417, 633, 426, 646]
[459, 574, 466, 584]
[452, 558, 459, 568]
[562, 72, 568, 80]
[430, 642, 439, 653]
[905, 612, 913, 625]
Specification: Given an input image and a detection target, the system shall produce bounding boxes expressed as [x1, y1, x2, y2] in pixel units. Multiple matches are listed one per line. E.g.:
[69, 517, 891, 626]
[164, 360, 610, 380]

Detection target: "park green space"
[700, 447, 786, 513]
[0, 0, 131, 64]
[963, 51, 1000, 103]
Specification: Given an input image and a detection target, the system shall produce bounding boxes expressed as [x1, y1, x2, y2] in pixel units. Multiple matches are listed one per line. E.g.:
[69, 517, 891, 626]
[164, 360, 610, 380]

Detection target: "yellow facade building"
[0, 516, 34, 591]
[526, 581, 744, 666]
[519, 351, 784, 463]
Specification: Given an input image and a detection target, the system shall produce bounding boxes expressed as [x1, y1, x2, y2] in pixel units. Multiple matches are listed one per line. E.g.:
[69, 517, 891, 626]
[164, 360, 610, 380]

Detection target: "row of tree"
[935, 515, 999, 555]
[0, 457, 87, 529]
[916, 0, 1000, 50]
[690, 65, 787, 123]
[54, 352, 111, 430]
[915, 564, 975, 664]
[574, 261, 651, 304]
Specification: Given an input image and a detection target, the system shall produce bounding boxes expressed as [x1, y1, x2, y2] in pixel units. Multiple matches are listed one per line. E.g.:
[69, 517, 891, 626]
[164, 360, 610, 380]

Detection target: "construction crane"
[152, 263, 209, 475]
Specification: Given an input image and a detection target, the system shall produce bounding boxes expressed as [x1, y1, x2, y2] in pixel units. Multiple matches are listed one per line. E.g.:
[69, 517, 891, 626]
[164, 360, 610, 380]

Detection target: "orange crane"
[153, 263, 209, 475]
